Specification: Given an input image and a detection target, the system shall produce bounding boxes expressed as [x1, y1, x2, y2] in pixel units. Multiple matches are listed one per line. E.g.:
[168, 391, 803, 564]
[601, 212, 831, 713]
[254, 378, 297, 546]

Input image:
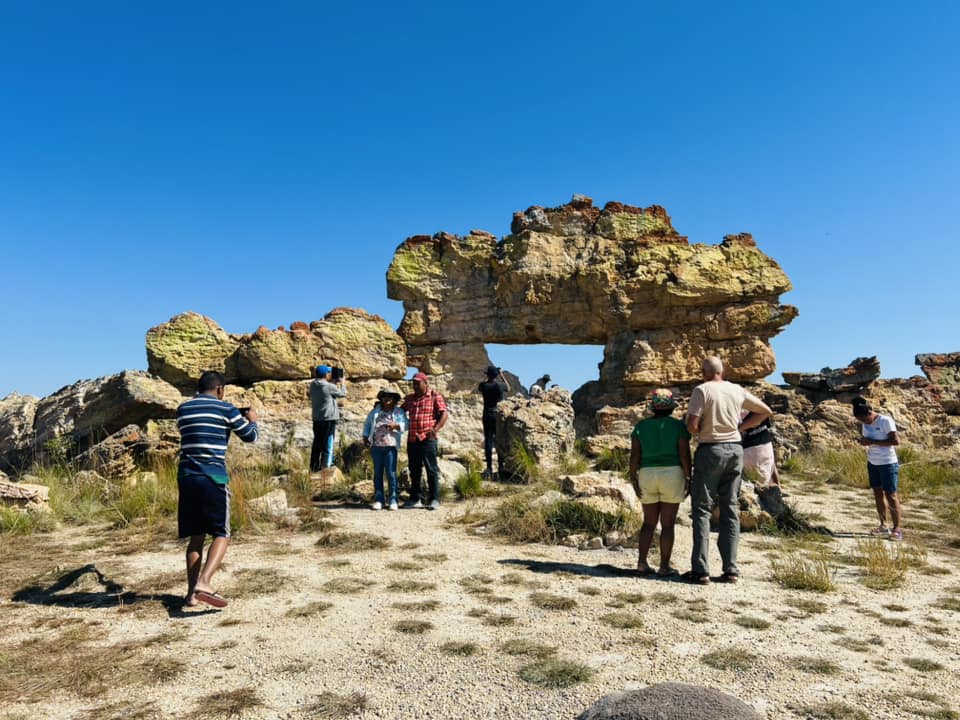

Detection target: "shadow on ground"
[499, 558, 637, 578]
[11, 563, 218, 618]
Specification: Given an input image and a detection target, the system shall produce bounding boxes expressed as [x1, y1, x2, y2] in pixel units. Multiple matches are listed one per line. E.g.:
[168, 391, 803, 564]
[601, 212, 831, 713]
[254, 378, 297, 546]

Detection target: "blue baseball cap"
[317, 365, 331, 377]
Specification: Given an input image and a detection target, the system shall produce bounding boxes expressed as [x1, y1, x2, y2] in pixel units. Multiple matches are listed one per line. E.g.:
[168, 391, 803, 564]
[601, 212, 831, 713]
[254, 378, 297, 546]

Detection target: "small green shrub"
[770, 551, 835, 592]
[702, 646, 756, 671]
[593, 447, 629, 473]
[518, 658, 594, 688]
[528, 592, 577, 611]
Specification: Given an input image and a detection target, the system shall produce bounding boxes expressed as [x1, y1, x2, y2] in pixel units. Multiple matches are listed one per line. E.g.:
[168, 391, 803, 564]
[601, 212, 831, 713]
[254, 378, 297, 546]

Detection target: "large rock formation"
[0, 393, 38, 473]
[916, 352, 960, 415]
[496, 388, 576, 479]
[782, 356, 881, 399]
[146, 308, 406, 390]
[388, 196, 797, 405]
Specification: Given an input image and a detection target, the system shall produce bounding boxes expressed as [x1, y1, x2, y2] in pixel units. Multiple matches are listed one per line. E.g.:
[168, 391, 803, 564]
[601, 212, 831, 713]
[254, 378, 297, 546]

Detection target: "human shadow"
[11, 563, 218, 619]
[498, 558, 636, 578]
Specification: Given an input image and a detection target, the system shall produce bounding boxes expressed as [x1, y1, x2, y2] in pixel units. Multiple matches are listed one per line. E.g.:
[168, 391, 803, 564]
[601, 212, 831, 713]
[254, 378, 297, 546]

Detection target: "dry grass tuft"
[302, 691, 368, 718]
[936, 597, 960, 612]
[903, 657, 945, 672]
[391, 600, 440, 611]
[785, 597, 829, 615]
[386, 580, 437, 593]
[601, 611, 644, 629]
[794, 656, 842, 675]
[77, 700, 159, 720]
[529, 592, 577, 611]
[386, 561, 423, 571]
[734, 615, 772, 630]
[578, 585, 602, 596]
[394, 620, 433, 634]
[192, 687, 263, 718]
[482, 614, 517, 626]
[702, 646, 756, 671]
[321, 577, 373, 594]
[855, 538, 925, 590]
[227, 567, 293, 597]
[770, 551, 835, 592]
[796, 702, 870, 720]
[518, 658, 594, 688]
[315, 531, 390, 553]
[500, 639, 557, 658]
[412, 552, 447, 562]
[439, 640, 481, 656]
[286, 601, 334, 618]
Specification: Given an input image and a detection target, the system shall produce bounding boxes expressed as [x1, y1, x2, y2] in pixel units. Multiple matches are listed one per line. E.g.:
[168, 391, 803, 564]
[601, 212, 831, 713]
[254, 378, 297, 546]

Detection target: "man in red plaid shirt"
[401, 372, 449, 510]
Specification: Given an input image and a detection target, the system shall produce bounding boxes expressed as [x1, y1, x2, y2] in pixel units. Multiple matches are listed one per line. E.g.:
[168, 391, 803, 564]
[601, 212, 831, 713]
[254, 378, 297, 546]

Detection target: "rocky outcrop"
[578, 683, 762, 720]
[0, 473, 50, 512]
[0, 393, 38, 473]
[388, 196, 797, 405]
[146, 308, 406, 390]
[916, 352, 960, 415]
[782, 356, 881, 399]
[496, 388, 576, 479]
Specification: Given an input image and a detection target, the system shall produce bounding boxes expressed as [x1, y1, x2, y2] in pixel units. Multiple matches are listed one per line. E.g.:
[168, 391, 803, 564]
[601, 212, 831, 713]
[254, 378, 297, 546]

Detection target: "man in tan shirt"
[685, 356, 772, 584]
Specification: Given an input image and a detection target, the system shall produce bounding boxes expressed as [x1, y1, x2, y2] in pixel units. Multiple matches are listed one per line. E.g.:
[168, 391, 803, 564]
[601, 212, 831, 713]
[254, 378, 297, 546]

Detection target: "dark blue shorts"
[867, 462, 899, 494]
[178, 474, 231, 538]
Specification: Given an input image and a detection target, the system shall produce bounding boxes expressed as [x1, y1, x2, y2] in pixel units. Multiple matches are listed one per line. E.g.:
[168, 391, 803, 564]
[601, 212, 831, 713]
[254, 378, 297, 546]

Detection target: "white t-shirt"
[861, 413, 898, 465]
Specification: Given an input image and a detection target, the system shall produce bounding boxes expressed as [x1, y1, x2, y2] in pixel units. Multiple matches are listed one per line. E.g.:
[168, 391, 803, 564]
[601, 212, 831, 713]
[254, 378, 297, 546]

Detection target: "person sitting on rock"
[628, 388, 691, 577]
[362, 385, 407, 511]
[529, 373, 551, 396]
[478, 365, 510, 479]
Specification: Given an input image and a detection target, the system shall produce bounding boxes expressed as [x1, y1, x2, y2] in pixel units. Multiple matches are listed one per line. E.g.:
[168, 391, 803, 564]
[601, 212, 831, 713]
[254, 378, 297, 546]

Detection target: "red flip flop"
[194, 590, 229, 608]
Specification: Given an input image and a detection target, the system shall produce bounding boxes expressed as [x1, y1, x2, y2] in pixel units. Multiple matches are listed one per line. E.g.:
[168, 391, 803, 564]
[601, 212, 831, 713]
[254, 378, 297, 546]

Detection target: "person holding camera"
[478, 365, 510, 479]
[401, 372, 448, 510]
[310, 364, 347, 471]
[176, 370, 259, 608]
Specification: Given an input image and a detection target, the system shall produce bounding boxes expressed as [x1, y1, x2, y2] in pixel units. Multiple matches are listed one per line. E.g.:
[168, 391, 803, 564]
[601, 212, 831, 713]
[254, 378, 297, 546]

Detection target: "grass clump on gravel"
[500, 639, 557, 658]
[701, 646, 757, 671]
[794, 656, 842, 675]
[488, 492, 637, 544]
[286, 601, 334, 618]
[785, 597, 829, 615]
[518, 658, 594, 688]
[855, 538, 925, 590]
[387, 579, 437, 593]
[600, 611, 644, 629]
[734, 615, 772, 630]
[315, 531, 390, 553]
[529, 592, 577, 610]
[770, 551, 835, 592]
[191, 688, 263, 718]
[321, 577, 372, 594]
[796, 702, 870, 720]
[302, 691, 368, 718]
[394, 620, 433, 634]
[903, 657, 945, 672]
[439, 641, 481, 656]
[482, 614, 517, 627]
[391, 600, 440, 611]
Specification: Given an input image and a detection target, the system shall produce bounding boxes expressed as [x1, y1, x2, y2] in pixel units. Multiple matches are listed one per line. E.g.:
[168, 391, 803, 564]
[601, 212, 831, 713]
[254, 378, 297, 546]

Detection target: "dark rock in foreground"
[578, 683, 762, 720]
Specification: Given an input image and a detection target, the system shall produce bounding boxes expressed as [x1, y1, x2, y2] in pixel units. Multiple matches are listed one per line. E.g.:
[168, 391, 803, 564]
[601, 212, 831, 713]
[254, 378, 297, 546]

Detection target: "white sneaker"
[403, 500, 423, 509]
[388, 502, 398, 511]
[372, 501, 383, 511]
[428, 499, 441, 511]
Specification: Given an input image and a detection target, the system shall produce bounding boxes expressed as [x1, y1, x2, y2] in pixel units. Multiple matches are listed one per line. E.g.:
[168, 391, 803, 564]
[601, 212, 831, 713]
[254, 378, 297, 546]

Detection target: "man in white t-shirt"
[685, 356, 772, 584]
[852, 398, 902, 540]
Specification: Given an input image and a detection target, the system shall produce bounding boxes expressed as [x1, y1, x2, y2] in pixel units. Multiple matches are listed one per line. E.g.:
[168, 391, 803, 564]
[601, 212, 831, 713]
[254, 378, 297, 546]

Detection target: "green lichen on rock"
[146, 312, 240, 389]
[386, 241, 445, 300]
[596, 210, 675, 240]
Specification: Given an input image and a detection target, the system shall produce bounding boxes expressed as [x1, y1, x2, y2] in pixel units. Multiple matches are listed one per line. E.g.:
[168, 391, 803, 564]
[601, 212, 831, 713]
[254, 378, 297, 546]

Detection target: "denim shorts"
[867, 462, 899, 494]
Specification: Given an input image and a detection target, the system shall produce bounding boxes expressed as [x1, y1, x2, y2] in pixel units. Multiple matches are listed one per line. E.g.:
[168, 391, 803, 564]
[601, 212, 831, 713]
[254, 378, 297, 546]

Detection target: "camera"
[238, 407, 251, 417]
[330, 367, 345, 381]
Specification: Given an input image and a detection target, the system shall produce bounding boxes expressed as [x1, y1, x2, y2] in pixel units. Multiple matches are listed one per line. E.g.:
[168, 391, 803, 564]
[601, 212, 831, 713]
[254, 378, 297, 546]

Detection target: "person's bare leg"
[184, 535, 204, 606]
[886, 491, 902, 530]
[658, 503, 680, 572]
[195, 537, 230, 594]
[636, 503, 660, 573]
[872, 488, 887, 527]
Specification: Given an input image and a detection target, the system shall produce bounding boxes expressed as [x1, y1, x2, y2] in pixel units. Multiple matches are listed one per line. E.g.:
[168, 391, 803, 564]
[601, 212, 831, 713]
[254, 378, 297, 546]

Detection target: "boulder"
[74, 424, 155, 480]
[916, 352, 960, 415]
[32, 371, 182, 451]
[496, 388, 576, 480]
[0, 393, 39, 473]
[145, 311, 241, 390]
[577, 683, 762, 720]
[559, 471, 638, 510]
[311, 466, 347, 499]
[247, 488, 292, 518]
[782, 356, 880, 395]
[0, 475, 50, 512]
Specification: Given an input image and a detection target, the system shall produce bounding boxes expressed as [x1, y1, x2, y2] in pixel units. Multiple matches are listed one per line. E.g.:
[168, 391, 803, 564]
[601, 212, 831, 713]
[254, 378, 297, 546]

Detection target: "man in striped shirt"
[177, 371, 259, 608]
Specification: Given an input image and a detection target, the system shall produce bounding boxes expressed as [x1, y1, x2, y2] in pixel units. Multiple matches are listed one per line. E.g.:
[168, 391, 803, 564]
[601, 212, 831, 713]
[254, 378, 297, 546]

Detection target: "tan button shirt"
[687, 380, 767, 443]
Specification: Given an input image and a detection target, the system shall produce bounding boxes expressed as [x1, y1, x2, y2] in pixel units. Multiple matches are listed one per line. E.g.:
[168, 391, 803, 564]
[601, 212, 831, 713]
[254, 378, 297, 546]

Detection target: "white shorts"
[743, 442, 775, 484]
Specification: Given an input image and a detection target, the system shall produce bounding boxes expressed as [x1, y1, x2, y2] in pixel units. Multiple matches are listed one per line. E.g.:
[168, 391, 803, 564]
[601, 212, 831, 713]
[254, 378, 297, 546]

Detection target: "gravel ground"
[1, 480, 959, 720]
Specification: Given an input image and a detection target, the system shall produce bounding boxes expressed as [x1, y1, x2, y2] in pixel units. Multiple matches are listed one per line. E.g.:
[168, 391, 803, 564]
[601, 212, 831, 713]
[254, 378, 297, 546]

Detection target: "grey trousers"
[690, 442, 743, 577]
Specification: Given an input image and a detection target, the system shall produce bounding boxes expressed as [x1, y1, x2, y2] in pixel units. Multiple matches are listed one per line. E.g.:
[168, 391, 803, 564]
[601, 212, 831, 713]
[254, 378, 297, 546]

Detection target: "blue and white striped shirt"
[176, 394, 259, 485]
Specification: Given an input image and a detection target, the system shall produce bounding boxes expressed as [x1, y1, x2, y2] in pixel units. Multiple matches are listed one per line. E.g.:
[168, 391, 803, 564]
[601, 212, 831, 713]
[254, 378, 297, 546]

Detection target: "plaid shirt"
[402, 390, 447, 442]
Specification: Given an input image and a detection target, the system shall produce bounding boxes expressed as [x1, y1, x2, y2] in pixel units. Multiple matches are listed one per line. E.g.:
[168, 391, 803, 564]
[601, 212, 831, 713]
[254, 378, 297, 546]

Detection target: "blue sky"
[1, 1, 957, 399]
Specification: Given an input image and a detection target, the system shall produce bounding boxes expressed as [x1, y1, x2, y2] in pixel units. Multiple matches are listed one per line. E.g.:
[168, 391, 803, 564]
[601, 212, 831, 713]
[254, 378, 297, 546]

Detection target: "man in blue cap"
[310, 364, 347, 471]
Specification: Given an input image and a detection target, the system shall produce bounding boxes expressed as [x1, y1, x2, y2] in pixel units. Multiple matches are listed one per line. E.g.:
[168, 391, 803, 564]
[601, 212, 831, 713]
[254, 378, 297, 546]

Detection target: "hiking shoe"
[428, 499, 441, 511]
[371, 501, 382, 511]
[870, 526, 891, 536]
[388, 501, 398, 511]
[890, 528, 903, 541]
[403, 500, 423, 509]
